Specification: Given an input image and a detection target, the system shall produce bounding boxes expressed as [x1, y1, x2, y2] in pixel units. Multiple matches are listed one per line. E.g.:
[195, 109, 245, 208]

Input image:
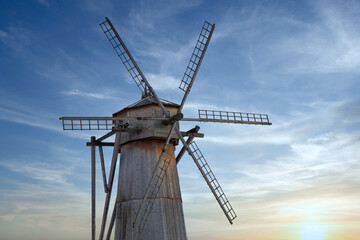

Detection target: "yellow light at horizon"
[300, 223, 325, 240]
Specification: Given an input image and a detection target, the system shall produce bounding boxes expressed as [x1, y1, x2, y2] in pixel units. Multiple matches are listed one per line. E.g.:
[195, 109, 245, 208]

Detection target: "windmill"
[59, 17, 272, 240]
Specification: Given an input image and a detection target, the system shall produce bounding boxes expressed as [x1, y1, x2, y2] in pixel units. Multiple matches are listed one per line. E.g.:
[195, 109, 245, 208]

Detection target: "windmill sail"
[60, 117, 114, 130]
[179, 21, 215, 110]
[100, 18, 150, 96]
[187, 141, 237, 224]
[100, 18, 171, 116]
[196, 109, 272, 125]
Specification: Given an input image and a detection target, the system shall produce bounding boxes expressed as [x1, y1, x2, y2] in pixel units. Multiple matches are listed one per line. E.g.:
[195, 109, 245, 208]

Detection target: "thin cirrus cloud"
[0, 95, 60, 132]
[127, 0, 203, 31]
[0, 96, 95, 140]
[213, 1, 360, 77]
[0, 26, 31, 52]
[62, 89, 121, 100]
[0, 142, 90, 229]
[0, 160, 72, 184]
[178, 93, 360, 237]
[146, 73, 180, 91]
[0, 106, 58, 131]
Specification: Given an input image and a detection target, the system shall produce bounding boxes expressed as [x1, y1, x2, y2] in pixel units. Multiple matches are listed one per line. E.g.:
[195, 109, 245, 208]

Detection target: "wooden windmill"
[59, 17, 272, 240]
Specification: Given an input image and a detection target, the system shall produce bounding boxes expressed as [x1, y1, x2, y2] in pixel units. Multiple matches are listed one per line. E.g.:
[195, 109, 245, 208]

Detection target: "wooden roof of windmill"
[113, 96, 179, 116]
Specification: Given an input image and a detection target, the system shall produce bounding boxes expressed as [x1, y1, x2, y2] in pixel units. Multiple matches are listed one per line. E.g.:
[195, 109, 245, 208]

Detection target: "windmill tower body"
[113, 97, 187, 239]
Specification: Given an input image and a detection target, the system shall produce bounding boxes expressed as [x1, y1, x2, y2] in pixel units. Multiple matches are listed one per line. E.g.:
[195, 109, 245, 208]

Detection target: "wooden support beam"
[97, 130, 116, 142]
[86, 142, 115, 147]
[99, 145, 109, 193]
[177, 126, 200, 164]
[99, 132, 121, 240]
[90, 136, 96, 240]
[179, 131, 204, 138]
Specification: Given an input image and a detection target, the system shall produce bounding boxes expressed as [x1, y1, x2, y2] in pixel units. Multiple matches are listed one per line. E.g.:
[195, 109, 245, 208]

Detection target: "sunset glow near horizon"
[0, 0, 360, 239]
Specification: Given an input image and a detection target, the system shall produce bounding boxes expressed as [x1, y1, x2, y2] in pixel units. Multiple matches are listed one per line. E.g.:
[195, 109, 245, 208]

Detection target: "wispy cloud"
[0, 26, 32, 53]
[200, 98, 360, 148]
[78, 0, 113, 12]
[0, 143, 90, 227]
[0, 180, 89, 230]
[36, 0, 50, 7]
[180, 93, 360, 237]
[127, 0, 202, 32]
[0, 103, 59, 132]
[146, 73, 180, 91]
[0, 29, 7, 38]
[104, 4, 208, 97]
[0, 95, 94, 140]
[0, 160, 71, 184]
[62, 89, 121, 100]
[214, 1, 360, 78]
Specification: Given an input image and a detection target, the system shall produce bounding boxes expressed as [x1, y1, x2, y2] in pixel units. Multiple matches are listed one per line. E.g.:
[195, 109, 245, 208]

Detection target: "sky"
[0, 0, 360, 239]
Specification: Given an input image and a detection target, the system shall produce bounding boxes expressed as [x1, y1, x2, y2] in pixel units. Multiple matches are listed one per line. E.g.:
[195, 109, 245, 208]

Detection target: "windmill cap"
[113, 96, 179, 116]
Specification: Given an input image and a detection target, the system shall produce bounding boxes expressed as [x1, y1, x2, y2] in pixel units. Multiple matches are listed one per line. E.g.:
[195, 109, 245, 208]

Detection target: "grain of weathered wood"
[115, 139, 186, 240]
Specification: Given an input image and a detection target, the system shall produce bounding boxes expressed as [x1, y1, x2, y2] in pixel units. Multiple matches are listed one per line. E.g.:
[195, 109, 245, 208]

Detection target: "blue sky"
[1, 0, 360, 239]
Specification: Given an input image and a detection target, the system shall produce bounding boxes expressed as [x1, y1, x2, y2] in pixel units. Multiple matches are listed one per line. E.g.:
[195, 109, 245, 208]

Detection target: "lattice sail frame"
[179, 21, 215, 93]
[60, 113, 272, 131]
[61, 118, 113, 130]
[198, 109, 271, 125]
[100, 18, 149, 96]
[188, 141, 237, 223]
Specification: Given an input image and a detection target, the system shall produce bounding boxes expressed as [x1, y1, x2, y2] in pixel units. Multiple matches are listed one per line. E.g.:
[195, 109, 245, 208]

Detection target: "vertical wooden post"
[91, 136, 96, 240]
